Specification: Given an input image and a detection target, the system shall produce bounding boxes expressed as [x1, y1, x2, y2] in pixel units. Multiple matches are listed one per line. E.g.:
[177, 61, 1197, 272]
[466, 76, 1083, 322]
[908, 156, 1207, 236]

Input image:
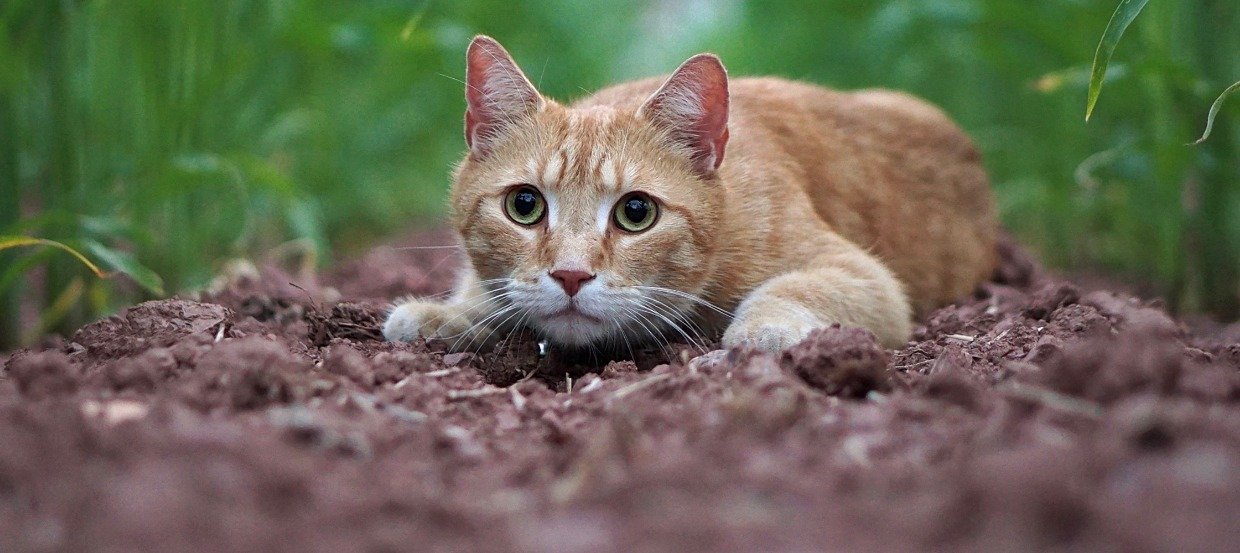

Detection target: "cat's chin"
[531, 310, 614, 347]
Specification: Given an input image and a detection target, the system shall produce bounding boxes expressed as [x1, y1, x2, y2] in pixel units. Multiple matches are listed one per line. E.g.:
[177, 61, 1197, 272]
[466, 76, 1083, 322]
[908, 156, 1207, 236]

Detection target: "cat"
[383, 35, 997, 353]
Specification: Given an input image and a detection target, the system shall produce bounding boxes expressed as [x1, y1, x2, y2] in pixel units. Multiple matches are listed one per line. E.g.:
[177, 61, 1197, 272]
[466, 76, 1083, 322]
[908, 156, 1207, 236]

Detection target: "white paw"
[721, 315, 822, 353]
[382, 301, 472, 343]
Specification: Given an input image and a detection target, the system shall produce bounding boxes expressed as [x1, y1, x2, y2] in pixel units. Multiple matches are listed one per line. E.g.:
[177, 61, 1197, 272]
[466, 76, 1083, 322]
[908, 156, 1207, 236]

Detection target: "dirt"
[2, 230, 1238, 553]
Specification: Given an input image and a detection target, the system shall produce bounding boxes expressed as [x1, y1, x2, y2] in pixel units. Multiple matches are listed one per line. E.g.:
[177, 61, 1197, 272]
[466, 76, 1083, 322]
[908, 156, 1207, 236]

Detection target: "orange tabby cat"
[384, 36, 997, 352]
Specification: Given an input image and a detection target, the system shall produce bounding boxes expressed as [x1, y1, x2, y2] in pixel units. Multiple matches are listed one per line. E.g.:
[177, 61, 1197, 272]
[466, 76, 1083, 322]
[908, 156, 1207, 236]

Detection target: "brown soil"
[2, 231, 1238, 552]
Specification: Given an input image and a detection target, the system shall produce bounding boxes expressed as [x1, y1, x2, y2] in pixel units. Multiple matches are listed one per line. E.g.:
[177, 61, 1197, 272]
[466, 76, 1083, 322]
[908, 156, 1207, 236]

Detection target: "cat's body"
[384, 36, 997, 352]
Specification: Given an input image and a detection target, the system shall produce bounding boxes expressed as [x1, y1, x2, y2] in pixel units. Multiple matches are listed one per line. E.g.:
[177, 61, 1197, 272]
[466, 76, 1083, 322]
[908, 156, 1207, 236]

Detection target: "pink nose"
[550, 270, 595, 297]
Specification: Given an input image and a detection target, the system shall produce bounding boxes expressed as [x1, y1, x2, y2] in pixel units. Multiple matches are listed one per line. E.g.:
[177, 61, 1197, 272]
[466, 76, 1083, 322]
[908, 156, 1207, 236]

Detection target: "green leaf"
[82, 240, 166, 295]
[1085, 0, 1149, 121]
[1189, 80, 1240, 145]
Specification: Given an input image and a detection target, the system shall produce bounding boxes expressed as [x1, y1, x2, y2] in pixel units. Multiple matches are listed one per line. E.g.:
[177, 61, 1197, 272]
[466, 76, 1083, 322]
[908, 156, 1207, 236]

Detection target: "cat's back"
[730, 78, 998, 312]
[578, 76, 998, 313]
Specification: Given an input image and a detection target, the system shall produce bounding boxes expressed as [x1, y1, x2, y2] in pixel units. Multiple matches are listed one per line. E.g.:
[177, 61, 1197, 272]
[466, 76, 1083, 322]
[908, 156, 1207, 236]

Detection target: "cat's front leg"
[383, 269, 502, 350]
[722, 243, 912, 352]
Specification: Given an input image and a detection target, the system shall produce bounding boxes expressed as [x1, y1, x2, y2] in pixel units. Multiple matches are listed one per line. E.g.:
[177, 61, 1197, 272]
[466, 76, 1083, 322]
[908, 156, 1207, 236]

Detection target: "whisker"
[467, 304, 529, 354]
[607, 305, 639, 362]
[613, 304, 649, 357]
[636, 298, 708, 353]
[425, 288, 519, 339]
[493, 309, 535, 354]
[621, 297, 671, 348]
[388, 277, 512, 315]
[633, 286, 734, 319]
[644, 295, 711, 341]
[448, 303, 519, 353]
[616, 319, 636, 362]
[431, 283, 519, 345]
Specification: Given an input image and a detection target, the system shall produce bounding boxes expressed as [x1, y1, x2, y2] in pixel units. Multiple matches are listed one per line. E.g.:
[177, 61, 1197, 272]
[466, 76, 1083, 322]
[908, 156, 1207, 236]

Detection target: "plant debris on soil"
[2, 230, 1238, 552]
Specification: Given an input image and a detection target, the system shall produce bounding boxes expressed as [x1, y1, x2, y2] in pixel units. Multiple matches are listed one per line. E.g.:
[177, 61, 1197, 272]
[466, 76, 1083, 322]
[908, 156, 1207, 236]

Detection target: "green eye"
[504, 186, 545, 225]
[613, 192, 658, 232]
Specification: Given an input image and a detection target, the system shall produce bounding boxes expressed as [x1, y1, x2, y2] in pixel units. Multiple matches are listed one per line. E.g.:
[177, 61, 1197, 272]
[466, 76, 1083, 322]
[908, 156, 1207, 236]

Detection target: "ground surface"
[2, 230, 1238, 552]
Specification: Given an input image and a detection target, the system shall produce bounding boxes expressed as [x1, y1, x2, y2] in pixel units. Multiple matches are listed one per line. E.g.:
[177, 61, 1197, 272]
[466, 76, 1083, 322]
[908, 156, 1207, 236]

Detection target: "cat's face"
[449, 37, 730, 348]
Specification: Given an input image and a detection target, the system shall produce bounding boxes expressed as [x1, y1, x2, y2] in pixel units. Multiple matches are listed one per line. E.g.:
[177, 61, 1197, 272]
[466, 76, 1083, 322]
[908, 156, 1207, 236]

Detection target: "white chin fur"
[531, 314, 614, 347]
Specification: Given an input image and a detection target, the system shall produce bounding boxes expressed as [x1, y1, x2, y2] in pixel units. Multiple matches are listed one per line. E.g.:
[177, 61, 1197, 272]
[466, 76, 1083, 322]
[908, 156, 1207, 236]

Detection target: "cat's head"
[449, 36, 731, 348]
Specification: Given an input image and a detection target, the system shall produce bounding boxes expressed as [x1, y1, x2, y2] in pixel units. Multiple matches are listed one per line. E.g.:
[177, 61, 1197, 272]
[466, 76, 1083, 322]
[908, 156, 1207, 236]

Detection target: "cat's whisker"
[444, 304, 511, 352]
[628, 299, 687, 350]
[642, 295, 713, 351]
[616, 303, 656, 353]
[415, 277, 505, 303]
[633, 286, 734, 319]
[615, 317, 637, 363]
[495, 309, 535, 354]
[414, 290, 455, 303]
[643, 294, 710, 336]
[613, 304, 642, 361]
[637, 297, 711, 353]
[393, 278, 512, 315]
[448, 303, 520, 353]
[427, 287, 519, 340]
[466, 303, 529, 354]
[429, 283, 516, 341]
[618, 299, 666, 348]
[439, 277, 554, 354]
[474, 278, 515, 286]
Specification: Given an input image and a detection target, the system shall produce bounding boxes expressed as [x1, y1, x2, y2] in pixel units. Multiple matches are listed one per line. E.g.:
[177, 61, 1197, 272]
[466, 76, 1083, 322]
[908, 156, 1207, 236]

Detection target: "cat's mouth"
[536, 304, 611, 347]
[545, 305, 603, 324]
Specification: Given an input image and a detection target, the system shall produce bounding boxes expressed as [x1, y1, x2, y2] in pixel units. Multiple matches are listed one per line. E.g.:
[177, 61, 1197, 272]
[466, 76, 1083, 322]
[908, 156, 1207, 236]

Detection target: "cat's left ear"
[638, 53, 730, 178]
[465, 35, 545, 159]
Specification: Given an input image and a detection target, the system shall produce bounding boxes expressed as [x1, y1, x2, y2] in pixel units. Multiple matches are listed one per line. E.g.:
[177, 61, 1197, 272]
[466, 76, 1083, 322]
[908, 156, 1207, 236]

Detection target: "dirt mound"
[2, 234, 1237, 552]
[781, 325, 891, 397]
[73, 299, 231, 359]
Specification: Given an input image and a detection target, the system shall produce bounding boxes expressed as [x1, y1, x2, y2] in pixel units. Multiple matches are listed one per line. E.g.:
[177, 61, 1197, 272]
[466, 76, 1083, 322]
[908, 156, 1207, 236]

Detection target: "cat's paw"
[383, 300, 473, 343]
[722, 313, 822, 353]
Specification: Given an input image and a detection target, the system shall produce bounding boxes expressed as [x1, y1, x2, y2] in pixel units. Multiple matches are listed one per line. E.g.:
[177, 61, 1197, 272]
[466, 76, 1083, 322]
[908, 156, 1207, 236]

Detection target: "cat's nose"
[549, 270, 596, 297]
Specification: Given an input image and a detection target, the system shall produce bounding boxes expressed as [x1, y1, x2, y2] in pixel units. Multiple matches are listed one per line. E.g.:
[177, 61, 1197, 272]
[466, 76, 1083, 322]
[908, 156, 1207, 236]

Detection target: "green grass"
[1, 0, 1237, 347]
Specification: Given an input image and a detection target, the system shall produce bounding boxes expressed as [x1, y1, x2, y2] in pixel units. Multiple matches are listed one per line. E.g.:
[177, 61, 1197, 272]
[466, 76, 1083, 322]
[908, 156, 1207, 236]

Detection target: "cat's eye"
[504, 185, 546, 226]
[612, 192, 658, 233]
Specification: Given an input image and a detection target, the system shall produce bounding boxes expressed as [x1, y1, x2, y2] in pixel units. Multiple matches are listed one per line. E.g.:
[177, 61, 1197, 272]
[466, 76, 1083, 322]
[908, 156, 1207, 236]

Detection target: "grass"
[0, 0, 1237, 348]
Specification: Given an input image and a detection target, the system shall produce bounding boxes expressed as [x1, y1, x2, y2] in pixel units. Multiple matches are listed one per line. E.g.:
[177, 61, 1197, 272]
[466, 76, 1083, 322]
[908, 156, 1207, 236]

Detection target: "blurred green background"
[1, 0, 1237, 346]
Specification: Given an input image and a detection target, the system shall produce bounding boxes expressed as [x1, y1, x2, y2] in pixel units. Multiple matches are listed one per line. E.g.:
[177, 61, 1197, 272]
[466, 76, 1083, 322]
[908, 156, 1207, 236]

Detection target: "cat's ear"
[464, 35, 544, 159]
[638, 53, 730, 178]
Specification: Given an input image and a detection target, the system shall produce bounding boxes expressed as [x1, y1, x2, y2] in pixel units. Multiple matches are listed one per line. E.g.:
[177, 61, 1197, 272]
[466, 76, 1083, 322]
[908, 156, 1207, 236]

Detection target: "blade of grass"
[1189, 80, 1240, 145]
[1085, 0, 1150, 121]
[0, 235, 165, 296]
[0, 236, 109, 278]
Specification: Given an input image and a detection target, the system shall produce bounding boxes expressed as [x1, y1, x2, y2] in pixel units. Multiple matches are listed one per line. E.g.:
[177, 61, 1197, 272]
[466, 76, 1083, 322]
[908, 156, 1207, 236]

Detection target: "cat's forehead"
[567, 105, 618, 126]
[521, 105, 639, 194]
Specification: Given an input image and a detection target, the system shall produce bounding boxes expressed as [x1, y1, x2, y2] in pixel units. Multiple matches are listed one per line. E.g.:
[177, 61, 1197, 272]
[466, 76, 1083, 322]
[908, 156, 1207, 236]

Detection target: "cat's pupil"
[624, 198, 648, 222]
[514, 191, 537, 215]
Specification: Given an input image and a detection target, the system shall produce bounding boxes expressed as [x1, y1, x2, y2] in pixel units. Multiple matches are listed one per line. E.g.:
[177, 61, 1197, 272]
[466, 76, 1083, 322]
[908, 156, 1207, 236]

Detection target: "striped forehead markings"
[541, 149, 565, 186]
[601, 157, 621, 191]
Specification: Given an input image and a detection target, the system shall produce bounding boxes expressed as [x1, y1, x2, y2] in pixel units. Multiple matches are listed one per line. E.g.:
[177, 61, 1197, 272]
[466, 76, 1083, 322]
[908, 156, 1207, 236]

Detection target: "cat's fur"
[384, 36, 997, 352]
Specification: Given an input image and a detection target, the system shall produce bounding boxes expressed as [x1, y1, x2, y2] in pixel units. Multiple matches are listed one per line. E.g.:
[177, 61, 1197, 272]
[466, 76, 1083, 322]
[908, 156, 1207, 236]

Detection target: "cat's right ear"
[464, 35, 544, 159]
